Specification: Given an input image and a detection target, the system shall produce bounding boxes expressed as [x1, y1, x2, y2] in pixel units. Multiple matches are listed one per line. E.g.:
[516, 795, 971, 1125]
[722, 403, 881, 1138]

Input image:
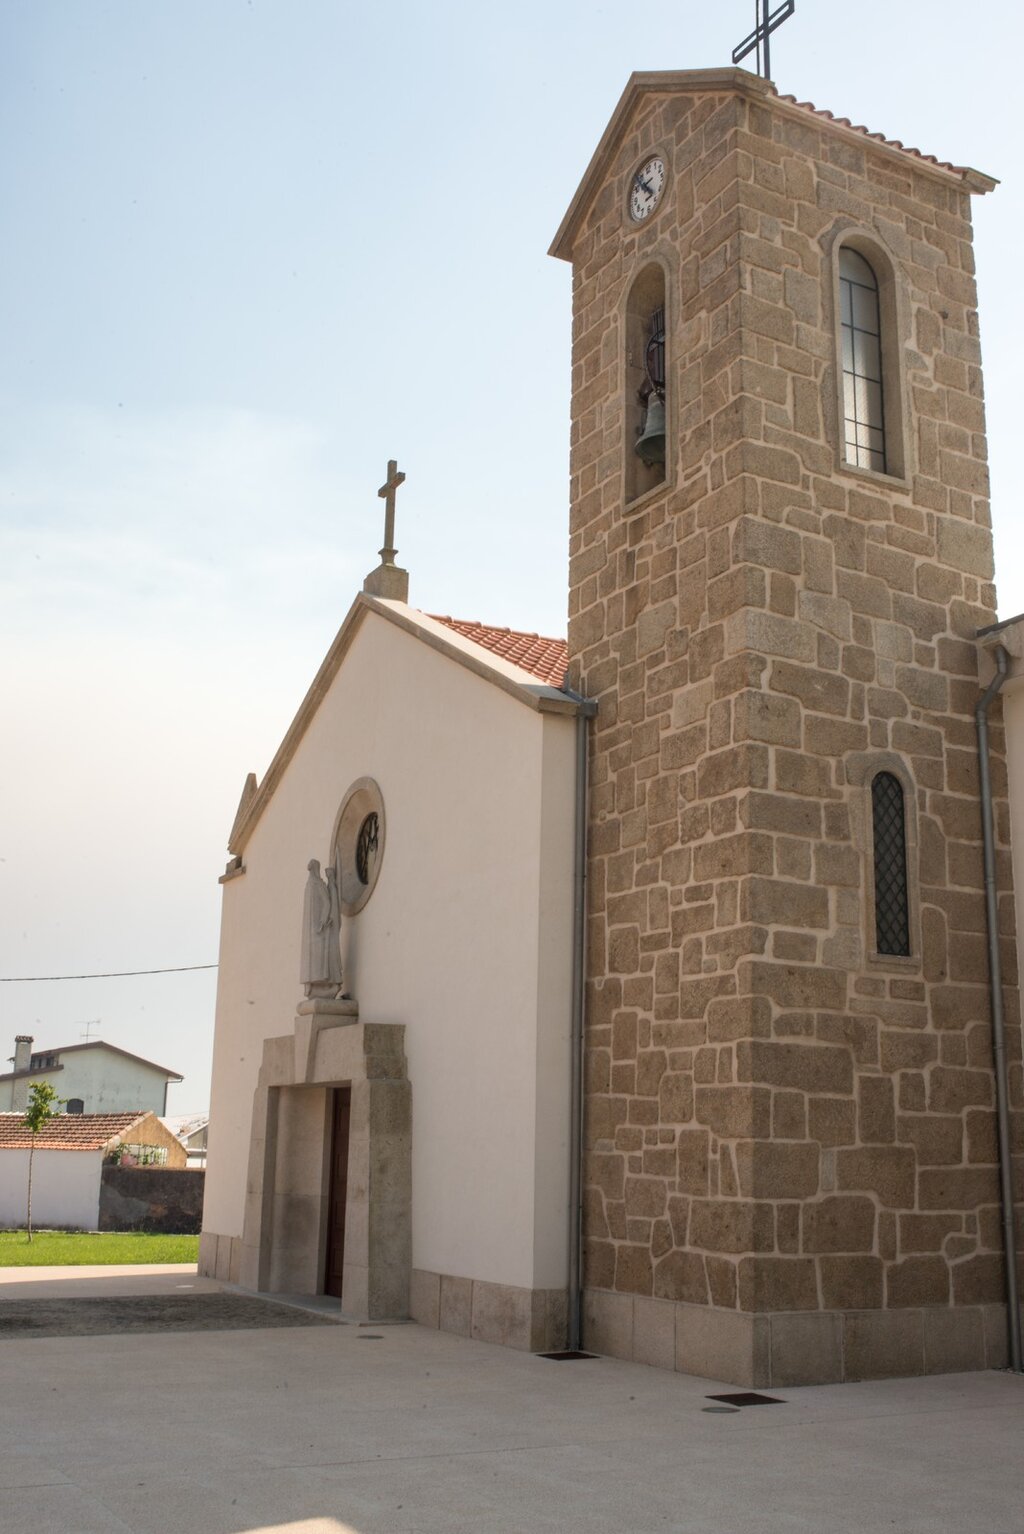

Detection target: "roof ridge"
[427, 613, 564, 641]
[427, 613, 569, 689]
[1, 1039, 184, 1081]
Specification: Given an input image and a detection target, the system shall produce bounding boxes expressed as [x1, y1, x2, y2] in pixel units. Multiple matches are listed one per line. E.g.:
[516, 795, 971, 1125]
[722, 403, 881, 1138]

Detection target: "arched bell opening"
[625, 261, 668, 505]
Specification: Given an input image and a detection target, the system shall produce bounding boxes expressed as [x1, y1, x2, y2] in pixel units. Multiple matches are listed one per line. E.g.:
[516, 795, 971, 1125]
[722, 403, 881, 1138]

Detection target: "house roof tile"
[428, 616, 569, 688]
[0, 1111, 147, 1152]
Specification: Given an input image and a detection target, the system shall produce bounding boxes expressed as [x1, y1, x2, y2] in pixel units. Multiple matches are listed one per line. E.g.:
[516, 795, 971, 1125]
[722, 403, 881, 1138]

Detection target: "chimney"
[13, 1035, 32, 1073]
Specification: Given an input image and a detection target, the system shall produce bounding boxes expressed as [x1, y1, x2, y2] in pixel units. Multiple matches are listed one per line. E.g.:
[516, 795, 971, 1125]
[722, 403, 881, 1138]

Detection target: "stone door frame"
[239, 1001, 411, 1320]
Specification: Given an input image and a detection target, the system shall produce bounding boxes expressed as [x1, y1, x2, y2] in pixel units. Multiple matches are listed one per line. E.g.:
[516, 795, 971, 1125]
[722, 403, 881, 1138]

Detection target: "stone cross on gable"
[377, 458, 406, 567]
[732, 0, 795, 81]
[362, 457, 410, 603]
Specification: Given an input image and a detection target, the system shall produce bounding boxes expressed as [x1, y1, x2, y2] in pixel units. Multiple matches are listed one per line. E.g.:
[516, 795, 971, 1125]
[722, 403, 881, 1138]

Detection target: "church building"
[200, 66, 1023, 1387]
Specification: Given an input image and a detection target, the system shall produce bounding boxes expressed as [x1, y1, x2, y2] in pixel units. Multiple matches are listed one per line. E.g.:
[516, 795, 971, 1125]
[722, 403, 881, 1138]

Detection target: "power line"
[0, 964, 218, 983]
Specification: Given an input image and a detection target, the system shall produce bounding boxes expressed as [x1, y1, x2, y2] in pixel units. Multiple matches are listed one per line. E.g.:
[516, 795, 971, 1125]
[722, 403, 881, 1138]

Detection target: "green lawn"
[0, 1231, 199, 1267]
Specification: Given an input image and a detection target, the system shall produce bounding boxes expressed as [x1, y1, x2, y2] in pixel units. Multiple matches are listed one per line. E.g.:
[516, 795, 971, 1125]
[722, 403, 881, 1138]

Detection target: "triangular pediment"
[549, 67, 994, 263]
[226, 593, 581, 857]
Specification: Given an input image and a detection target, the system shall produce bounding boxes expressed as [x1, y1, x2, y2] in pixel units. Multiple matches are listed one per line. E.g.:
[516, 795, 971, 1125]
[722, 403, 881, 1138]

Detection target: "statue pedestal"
[295, 995, 358, 1084]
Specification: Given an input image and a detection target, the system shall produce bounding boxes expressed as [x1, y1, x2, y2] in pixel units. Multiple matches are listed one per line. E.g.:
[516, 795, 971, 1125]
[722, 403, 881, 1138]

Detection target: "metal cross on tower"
[377, 458, 406, 567]
[732, 0, 795, 81]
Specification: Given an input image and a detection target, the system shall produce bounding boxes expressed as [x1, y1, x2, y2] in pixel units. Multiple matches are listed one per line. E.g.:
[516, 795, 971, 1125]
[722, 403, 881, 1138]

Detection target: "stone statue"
[300, 858, 343, 998]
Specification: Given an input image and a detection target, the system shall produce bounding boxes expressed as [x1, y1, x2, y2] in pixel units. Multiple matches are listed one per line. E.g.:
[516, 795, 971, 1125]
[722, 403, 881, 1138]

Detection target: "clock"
[628, 155, 666, 223]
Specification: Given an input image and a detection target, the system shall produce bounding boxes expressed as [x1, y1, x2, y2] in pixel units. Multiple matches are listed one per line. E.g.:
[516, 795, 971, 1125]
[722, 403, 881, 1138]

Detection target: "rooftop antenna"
[80, 1019, 101, 1042]
[732, 0, 795, 81]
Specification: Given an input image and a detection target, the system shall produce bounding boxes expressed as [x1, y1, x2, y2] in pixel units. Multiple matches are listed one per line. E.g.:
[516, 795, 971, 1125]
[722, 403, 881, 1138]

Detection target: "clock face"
[629, 156, 666, 223]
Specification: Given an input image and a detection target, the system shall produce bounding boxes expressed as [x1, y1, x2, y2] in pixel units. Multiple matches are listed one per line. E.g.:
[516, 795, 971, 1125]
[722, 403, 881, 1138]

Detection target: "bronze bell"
[635, 391, 666, 467]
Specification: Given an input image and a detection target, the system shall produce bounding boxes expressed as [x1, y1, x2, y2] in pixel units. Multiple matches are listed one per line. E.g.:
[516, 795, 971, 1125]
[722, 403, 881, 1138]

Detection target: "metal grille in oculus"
[356, 813, 379, 886]
[872, 772, 910, 956]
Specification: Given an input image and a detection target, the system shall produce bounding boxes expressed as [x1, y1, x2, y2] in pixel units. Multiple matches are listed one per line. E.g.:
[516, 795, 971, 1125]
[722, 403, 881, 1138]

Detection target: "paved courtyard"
[1, 1267, 1022, 1534]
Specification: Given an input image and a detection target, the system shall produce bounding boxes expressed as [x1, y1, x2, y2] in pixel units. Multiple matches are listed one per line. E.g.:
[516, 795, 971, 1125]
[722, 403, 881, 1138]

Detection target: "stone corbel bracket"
[295, 995, 359, 1083]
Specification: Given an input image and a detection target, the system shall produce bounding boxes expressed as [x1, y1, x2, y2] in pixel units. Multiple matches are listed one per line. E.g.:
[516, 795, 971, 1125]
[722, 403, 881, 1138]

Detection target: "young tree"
[22, 1082, 64, 1242]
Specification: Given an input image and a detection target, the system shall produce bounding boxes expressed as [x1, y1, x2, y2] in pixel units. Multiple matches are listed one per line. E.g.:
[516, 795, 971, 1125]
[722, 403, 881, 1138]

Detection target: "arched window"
[872, 772, 910, 956]
[840, 247, 886, 474]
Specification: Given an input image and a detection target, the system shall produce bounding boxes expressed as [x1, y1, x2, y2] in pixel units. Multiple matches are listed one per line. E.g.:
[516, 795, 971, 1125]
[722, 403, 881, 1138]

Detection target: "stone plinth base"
[198, 1230, 242, 1284]
[584, 1288, 1017, 1386]
[362, 562, 409, 601]
[410, 1268, 567, 1353]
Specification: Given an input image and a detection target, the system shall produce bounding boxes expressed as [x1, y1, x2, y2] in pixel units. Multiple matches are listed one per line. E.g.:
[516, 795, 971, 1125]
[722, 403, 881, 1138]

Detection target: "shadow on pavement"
[0, 1292, 342, 1340]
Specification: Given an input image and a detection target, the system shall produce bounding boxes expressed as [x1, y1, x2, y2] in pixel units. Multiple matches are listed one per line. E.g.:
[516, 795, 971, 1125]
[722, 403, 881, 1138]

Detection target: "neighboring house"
[162, 1115, 210, 1167]
[0, 1035, 183, 1115]
[0, 1111, 187, 1231]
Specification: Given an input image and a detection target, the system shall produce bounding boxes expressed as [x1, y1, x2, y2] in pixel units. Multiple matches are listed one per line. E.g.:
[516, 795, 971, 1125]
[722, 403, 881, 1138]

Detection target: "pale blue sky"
[2, 1, 1022, 1111]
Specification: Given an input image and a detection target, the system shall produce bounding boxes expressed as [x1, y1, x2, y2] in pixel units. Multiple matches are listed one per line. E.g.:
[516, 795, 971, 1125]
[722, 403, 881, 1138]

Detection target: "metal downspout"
[976, 643, 1022, 1373]
[567, 693, 597, 1352]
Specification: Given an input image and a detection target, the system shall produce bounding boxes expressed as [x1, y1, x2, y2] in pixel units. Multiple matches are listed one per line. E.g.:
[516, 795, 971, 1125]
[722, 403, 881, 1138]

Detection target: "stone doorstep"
[224, 1286, 415, 1326]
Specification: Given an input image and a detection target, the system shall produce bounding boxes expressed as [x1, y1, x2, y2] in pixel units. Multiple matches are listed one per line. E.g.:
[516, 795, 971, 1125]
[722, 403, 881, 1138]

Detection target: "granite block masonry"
[554, 68, 1021, 1386]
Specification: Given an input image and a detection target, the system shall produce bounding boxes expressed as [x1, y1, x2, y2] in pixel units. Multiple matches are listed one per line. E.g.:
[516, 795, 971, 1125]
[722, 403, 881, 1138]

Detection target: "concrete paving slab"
[2, 1483, 136, 1534]
[0, 1298, 1021, 1534]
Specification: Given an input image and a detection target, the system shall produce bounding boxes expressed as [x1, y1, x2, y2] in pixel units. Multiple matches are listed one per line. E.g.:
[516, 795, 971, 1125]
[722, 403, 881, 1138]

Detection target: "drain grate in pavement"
[537, 1350, 599, 1360]
[0, 1293, 340, 1341]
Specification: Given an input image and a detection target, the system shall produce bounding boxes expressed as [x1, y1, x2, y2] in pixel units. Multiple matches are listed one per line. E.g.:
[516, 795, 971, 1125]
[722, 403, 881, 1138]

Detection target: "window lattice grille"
[872, 772, 910, 956]
[840, 247, 887, 475]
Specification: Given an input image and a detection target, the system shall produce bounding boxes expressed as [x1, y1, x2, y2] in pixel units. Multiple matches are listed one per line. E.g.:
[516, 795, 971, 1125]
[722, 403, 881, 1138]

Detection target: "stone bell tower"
[551, 69, 1020, 1385]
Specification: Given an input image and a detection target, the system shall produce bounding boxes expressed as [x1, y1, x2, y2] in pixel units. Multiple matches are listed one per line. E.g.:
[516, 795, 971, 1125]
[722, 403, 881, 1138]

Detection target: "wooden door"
[323, 1086, 352, 1298]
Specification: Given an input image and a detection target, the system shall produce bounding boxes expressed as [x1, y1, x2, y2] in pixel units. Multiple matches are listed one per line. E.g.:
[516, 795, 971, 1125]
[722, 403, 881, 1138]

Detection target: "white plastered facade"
[1, 1048, 177, 1115]
[0, 1149, 102, 1230]
[201, 598, 578, 1329]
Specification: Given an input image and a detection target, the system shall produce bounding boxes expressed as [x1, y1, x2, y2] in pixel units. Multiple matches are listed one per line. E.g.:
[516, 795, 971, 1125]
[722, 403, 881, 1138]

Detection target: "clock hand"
[635, 174, 654, 197]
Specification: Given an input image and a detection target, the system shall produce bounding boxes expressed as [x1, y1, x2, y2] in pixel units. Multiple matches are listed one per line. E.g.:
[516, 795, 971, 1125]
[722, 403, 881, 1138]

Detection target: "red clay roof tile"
[0, 1112, 147, 1152]
[429, 616, 569, 689]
